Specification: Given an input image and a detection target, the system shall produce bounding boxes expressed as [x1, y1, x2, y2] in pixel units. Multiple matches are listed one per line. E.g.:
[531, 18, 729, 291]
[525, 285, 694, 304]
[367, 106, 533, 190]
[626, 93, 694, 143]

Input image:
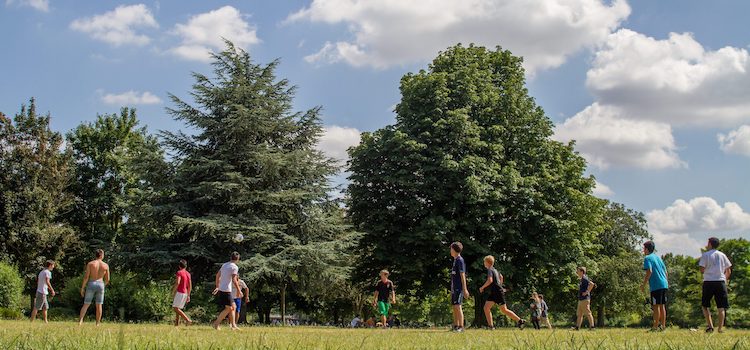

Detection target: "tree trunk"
[473, 287, 488, 328]
[280, 282, 287, 326]
[597, 304, 605, 327]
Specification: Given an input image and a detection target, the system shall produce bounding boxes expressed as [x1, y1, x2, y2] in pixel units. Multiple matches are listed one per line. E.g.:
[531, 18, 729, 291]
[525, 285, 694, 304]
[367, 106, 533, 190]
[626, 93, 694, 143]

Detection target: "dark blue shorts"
[451, 290, 464, 305]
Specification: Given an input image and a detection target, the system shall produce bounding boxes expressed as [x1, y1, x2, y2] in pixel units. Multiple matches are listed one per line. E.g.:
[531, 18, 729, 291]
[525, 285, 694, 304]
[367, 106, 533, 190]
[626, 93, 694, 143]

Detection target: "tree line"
[0, 42, 747, 327]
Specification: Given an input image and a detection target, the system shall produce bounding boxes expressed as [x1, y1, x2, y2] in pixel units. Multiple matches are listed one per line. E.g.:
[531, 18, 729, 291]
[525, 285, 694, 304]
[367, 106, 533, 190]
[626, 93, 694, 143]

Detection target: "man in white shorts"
[172, 259, 193, 327]
[30, 260, 56, 323]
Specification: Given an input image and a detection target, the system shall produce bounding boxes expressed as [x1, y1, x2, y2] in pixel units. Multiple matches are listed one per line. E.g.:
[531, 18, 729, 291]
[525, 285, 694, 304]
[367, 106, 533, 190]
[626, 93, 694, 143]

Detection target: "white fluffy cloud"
[170, 6, 259, 62]
[317, 125, 361, 161]
[70, 4, 158, 46]
[554, 103, 685, 170]
[648, 197, 750, 256]
[718, 125, 750, 156]
[587, 29, 750, 127]
[6, 0, 49, 12]
[101, 90, 162, 105]
[593, 180, 614, 197]
[288, 0, 630, 73]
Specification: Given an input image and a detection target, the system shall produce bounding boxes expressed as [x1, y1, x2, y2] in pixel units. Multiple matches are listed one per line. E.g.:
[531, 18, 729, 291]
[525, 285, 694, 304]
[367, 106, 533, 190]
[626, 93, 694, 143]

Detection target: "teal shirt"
[643, 253, 669, 291]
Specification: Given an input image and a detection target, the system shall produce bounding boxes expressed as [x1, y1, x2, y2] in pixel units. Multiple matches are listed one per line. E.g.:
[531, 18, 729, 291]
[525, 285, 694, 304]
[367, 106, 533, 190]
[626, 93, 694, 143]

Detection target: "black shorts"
[487, 289, 506, 305]
[650, 288, 667, 305]
[702, 281, 729, 309]
[217, 291, 234, 307]
[451, 290, 463, 305]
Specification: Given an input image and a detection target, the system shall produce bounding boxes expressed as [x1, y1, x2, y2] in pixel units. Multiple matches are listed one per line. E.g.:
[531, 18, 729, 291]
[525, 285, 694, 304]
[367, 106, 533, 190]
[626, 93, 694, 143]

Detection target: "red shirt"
[176, 269, 191, 294]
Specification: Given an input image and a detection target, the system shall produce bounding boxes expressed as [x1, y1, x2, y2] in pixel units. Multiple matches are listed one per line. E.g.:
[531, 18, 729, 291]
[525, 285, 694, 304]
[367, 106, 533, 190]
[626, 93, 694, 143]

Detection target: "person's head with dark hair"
[179, 259, 187, 269]
[230, 251, 240, 261]
[450, 242, 463, 258]
[45, 260, 55, 269]
[95, 249, 104, 259]
[708, 237, 720, 249]
[538, 294, 544, 300]
[643, 240, 656, 254]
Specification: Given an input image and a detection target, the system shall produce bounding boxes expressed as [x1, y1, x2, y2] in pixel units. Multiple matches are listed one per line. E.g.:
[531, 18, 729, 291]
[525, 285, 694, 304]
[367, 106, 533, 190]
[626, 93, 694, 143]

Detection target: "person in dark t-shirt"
[479, 255, 525, 329]
[574, 266, 595, 330]
[372, 270, 396, 329]
[450, 242, 470, 332]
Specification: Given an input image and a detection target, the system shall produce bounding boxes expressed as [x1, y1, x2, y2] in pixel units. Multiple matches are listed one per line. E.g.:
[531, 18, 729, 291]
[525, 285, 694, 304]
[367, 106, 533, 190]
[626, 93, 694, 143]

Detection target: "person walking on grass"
[171, 259, 193, 327]
[479, 255, 525, 329]
[538, 294, 552, 329]
[372, 269, 396, 329]
[573, 266, 595, 330]
[640, 240, 669, 332]
[78, 249, 110, 326]
[450, 242, 470, 332]
[212, 251, 243, 330]
[30, 260, 56, 323]
[699, 237, 732, 333]
[232, 278, 249, 327]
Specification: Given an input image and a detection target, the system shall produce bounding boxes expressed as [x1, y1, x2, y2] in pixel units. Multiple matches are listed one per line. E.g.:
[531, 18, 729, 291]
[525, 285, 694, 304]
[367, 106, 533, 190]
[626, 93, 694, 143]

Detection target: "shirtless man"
[78, 249, 110, 326]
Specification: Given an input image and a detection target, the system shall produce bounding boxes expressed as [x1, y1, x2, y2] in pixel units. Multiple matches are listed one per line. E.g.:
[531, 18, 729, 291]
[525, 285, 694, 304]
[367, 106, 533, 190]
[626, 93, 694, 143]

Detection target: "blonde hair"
[379, 270, 390, 276]
[483, 255, 495, 265]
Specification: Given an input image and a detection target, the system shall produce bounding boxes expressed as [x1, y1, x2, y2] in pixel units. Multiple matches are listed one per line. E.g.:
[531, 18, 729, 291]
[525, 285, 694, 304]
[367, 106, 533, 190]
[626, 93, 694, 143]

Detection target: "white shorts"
[172, 292, 188, 309]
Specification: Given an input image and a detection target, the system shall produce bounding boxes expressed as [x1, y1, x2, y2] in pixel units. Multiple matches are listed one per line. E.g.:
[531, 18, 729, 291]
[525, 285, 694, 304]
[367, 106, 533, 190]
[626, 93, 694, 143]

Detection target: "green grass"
[1, 320, 749, 349]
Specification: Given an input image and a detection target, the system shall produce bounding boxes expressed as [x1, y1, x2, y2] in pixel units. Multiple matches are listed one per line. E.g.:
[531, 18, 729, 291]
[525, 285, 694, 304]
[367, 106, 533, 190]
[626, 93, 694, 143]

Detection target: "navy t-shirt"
[451, 256, 466, 292]
[375, 280, 394, 302]
[578, 275, 591, 300]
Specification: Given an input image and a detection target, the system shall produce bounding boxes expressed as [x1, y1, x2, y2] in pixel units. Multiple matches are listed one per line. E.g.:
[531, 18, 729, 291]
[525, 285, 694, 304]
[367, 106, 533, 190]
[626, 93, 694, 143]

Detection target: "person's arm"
[213, 271, 220, 294]
[587, 281, 595, 294]
[460, 272, 470, 297]
[641, 269, 652, 293]
[80, 265, 90, 297]
[46, 274, 55, 297]
[479, 274, 492, 293]
[390, 284, 396, 304]
[187, 276, 192, 303]
[172, 276, 181, 297]
[372, 290, 379, 306]
[699, 255, 706, 274]
[232, 275, 242, 297]
[104, 266, 110, 285]
[725, 267, 732, 281]
[243, 284, 250, 303]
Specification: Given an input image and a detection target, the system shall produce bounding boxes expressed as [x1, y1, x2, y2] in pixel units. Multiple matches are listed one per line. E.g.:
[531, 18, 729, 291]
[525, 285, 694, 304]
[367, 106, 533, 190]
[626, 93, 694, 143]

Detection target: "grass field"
[1, 321, 749, 350]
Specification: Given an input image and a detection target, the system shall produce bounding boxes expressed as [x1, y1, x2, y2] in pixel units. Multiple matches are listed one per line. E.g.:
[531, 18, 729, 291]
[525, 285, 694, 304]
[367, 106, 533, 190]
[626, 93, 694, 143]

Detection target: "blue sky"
[2, 0, 749, 256]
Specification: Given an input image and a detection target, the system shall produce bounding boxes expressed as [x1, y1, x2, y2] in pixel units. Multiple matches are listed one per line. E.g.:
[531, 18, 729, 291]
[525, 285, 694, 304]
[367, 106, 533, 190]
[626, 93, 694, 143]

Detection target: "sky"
[2, 0, 749, 257]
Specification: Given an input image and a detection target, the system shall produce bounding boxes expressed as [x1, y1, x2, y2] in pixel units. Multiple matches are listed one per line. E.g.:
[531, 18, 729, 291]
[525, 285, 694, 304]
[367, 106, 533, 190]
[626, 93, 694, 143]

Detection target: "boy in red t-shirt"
[172, 259, 193, 326]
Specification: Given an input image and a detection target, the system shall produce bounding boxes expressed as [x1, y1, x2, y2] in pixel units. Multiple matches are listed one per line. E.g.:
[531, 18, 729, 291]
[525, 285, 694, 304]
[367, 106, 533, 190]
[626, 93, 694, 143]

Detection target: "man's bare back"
[86, 259, 110, 283]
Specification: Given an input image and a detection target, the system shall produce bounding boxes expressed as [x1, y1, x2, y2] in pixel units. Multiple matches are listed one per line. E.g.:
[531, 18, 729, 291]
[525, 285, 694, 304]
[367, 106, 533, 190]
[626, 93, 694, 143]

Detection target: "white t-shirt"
[37, 269, 51, 295]
[699, 249, 732, 282]
[219, 262, 239, 292]
[232, 279, 248, 299]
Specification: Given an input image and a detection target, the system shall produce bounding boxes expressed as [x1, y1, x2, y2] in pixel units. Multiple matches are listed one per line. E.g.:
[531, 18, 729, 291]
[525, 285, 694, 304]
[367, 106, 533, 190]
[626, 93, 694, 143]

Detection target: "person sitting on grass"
[573, 266, 595, 331]
[372, 269, 396, 329]
[479, 255, 525, 329]
[171, 259, 193, 327]
[30, 260, 56, 323]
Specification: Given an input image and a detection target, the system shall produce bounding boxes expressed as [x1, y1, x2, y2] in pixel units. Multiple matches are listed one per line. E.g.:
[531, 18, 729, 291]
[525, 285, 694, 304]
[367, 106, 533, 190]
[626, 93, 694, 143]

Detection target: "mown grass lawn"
[1, 320, 749, 349]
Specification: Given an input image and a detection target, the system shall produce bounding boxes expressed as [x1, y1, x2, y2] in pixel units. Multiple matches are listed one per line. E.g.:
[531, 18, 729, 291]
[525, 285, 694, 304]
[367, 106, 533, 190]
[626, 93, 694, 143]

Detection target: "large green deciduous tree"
[347, 45, 604, 326]
[160, 42, 357, 323]
[0, 100, 79, 289]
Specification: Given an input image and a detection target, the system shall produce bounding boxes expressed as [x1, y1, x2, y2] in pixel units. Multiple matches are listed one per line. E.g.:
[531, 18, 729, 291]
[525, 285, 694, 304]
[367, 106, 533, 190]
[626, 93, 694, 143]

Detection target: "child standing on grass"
[30, 260, 56, 323]
[479, 255, 525, 329]
[171, 259, 192, 327]
[530, 293, 541, 329]
[450, 242, 470, 332]
[539, 294, 552, 329]
[372, 269, 396, 329]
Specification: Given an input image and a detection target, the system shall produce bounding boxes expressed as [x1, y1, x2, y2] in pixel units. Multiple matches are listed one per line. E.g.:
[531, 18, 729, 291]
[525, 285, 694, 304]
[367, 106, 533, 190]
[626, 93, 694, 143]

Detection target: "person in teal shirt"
[640, 241, 669, 331]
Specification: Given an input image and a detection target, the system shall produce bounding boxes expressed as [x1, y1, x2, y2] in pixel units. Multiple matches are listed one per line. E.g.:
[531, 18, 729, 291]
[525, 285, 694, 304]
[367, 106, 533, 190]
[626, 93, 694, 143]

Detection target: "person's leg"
[659, 304, 667, 329]
[717, 282, 729, 333]
[651, 304, 659, 329]
[457, 304, 464, 329]
[79, 303, 90, 325]
[174, 308, 181, 327]
[483, 301, 495, 327]
[229, 305, 237, 329]
[585, 301, 594, 328]
[575, 301, 584, 329]
[41, 308, 48, 323]
[543, 317, 552, 329]
[94, 304, 102, 326]
[702, 307, 714, 329]
[717, 308, 726, 332]
[701, 282, 714, 331]
[499, 304, 521, 322]
[30, 308, 38, 322]
[214, 306, 232, 329]
[451, 305, 460, 328]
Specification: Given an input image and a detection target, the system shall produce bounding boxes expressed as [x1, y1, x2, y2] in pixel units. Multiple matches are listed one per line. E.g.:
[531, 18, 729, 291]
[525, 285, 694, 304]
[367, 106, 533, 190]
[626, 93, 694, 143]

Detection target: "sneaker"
[570, 326, 579, 331]
[454, 327, 464, 333]
[517, 320, 526, 329]
[706, 327, 714, 333]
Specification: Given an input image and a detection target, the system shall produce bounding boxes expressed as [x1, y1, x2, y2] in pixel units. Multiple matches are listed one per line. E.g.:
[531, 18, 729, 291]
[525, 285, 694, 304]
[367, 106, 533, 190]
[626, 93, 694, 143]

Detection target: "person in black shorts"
[479, 255, 525, 329]
[450, 242, 470, 332]
[699, 237, 732, 333]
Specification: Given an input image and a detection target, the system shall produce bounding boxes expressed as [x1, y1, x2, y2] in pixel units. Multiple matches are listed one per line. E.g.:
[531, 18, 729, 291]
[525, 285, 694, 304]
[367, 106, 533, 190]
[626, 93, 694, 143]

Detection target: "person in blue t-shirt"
[640, 240, 669, 332]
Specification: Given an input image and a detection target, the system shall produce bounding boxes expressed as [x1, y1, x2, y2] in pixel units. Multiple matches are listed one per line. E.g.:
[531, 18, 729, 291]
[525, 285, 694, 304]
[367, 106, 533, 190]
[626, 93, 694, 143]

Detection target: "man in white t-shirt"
[212, 251, 243, 330]
[699, 237, 732, 333]
[30, 260, 56, 323]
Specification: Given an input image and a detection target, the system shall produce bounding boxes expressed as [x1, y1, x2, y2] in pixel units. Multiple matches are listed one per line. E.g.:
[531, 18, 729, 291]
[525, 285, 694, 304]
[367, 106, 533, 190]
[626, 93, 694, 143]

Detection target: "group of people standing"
[28, 237, 733, 333]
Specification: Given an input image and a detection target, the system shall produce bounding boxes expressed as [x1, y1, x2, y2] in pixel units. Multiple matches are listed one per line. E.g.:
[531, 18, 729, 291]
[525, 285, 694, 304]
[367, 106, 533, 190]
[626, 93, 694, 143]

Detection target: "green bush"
[131, 282, 171, 322]
[0, 307, 23, 319]
[0, 262, 23, 310]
